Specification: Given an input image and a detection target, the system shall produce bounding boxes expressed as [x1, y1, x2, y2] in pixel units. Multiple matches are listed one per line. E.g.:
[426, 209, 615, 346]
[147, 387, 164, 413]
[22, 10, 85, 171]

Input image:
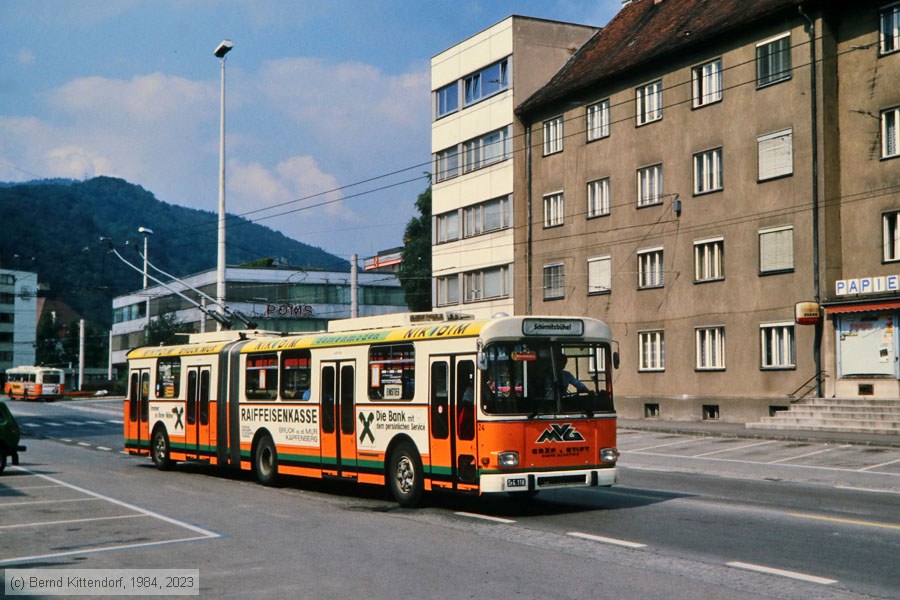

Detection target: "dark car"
[0, 400, 26, 473]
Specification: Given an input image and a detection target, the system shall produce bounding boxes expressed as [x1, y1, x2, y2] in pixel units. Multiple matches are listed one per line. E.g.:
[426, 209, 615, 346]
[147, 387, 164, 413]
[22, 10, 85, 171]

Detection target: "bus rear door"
[184, 366, 211, 461]
[320, 361, 357, 479]
[126, 369, 150, 451]
[428, 355, 477, 491]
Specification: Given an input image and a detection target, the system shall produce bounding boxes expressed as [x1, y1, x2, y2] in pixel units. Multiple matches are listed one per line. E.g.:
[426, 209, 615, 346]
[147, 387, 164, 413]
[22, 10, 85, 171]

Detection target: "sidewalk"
[618, 418, 900, 448]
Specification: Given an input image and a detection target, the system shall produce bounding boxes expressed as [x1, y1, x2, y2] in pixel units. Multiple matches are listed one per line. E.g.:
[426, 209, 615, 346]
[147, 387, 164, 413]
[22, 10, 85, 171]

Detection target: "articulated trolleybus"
[4, 366, 66, 401]
[124, 313, 619, 506]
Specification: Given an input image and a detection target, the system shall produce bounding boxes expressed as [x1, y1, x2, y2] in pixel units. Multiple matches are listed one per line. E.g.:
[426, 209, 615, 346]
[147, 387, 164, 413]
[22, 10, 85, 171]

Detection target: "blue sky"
[0, 1, 619, 262]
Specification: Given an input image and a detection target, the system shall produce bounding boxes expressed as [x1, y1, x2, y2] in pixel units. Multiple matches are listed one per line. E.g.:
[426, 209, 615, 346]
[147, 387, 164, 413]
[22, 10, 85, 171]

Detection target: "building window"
[464, 58, 509, 106]
[435, 81, 459, 119]
[639, 330, 665, 371]
[636, 80, 662, 125]
[435, 211, 459, 244]
[881, 3, 900, 54]
[463, 126, 510, 173]
[0, 274, 14, 285]
[637, 164, 663, 207]
[587, 256, 611, 294]
[694, 148, 723, 194]
[543, 116, 564, 155]
[543, 263, 565, 300]
[543, 192, 564, 227]
[884, 210, 900, 261]
[883, 106, 899, 158]
[436, 274, 460, 306]
[435, 146, 459, 182]
[587, 99, 610, 141]
[694, 238, 724, 282]
[638, 248, 664, 288]
[759, 226, 794, 274]
[464, 195, 511, 237]
[692, 59, 722, 107]
[464, 265, 509, 302]
[758, 129, 793, 180]
[756, 33, 791, 87]
[587, 178, 611, 217]
[696, 326, 725, 370]
[761, 323, 795, 369]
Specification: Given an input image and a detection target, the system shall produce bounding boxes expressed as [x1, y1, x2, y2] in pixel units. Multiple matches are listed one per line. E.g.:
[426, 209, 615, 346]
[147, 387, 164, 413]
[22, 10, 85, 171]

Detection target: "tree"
[143, 312, 193, 347]
[399, 184, 432, 312]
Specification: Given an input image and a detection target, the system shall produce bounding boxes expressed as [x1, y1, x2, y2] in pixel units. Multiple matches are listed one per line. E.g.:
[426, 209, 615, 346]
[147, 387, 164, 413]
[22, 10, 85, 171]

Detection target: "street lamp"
[215, 38, 233, 330]
[138, 227, 153, 331]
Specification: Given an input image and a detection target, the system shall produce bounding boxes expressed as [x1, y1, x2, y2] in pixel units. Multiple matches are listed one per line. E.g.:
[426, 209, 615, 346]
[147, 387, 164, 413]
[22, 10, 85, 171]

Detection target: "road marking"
[766, 445, 847, 464]
[568, 531, 646, 548]
[0, 498, 100, 508]
[66, 421, 82, 426]
[627, 438, 701, 452]
[60, 438, 73, 443]
[692, 440, 777, 457]
[22, 423, 40, 428]
[727, 561, 836, 585]
[835, 485, 900, 495]
[77, 442, 91, 447]
[97, 446, 112, 451]
[789, 512, 900, 531]
[454, 512, 516, 524]
[0, 514, 145, 530]
[85, 420, 107, 425]
[44, 422, 63, 427]
[859, 457, 900, 472]
[107, 420, 124, 424]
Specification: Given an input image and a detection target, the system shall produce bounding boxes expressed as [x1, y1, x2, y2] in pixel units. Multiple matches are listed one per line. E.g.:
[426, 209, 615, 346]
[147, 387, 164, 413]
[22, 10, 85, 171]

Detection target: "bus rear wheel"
[254, 435, 279, 486]
[151, 428, 173, 471]
[388, 442, 423, 507]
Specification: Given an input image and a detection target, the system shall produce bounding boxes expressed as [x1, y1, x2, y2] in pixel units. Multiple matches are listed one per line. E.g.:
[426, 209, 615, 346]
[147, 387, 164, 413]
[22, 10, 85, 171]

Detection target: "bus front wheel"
[254, 435, 279, 486]
[388, 442, 423, 507]
[151, 428, 173, 471]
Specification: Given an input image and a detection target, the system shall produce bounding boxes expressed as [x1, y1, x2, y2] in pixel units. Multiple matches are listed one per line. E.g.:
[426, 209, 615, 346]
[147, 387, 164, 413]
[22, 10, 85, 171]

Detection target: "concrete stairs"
[746, 398, 900, 434]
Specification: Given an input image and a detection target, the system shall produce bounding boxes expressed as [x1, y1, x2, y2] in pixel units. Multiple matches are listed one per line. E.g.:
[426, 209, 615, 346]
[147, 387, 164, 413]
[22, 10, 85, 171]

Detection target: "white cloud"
[14, 49, 36, 68]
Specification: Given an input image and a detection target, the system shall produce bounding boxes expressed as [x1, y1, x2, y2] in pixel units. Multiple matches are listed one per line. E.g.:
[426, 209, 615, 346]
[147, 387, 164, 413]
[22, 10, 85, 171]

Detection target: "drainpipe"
[799, 5, 822, 398]
[525, 123, 533, 316]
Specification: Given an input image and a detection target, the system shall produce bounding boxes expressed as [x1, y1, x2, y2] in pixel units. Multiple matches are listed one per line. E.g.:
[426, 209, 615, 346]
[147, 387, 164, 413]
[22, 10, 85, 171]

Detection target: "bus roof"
[5, 365, 64, 374]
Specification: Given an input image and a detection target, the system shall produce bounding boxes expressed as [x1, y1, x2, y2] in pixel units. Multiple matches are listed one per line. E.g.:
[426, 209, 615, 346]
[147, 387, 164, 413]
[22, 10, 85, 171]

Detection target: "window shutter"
[760, 228, 793, 272]
[758, 129, 792, 180]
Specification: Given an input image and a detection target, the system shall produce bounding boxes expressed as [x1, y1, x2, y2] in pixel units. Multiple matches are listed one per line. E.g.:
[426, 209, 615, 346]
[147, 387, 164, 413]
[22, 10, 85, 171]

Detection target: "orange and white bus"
[4, 366, 66, 401]
[124, 312, 619, 506]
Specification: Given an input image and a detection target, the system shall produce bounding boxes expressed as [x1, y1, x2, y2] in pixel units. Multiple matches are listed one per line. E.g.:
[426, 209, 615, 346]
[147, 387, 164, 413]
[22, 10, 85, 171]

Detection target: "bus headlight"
[600, 448, 619, 464]
[498, 452, 519, 467]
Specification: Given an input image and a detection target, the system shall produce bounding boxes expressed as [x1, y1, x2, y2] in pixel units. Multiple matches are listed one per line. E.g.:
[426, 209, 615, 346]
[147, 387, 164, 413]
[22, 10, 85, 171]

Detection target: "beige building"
[430, 16, 597, 318]
[513, 0, 900, 422]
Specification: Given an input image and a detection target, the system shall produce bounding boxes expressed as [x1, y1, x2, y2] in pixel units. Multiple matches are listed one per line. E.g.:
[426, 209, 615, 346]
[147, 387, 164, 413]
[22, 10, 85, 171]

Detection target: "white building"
[0, 269, 38, 372]
[430, 16, 597, 318]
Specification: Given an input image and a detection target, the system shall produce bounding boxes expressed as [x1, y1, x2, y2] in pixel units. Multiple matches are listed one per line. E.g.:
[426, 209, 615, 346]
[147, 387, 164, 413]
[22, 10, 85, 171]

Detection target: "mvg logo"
[536, 423, 585, 443]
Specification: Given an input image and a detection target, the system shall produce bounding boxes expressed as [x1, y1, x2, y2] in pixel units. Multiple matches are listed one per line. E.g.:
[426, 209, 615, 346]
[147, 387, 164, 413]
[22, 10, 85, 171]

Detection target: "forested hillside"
[0, 177, 348, 327]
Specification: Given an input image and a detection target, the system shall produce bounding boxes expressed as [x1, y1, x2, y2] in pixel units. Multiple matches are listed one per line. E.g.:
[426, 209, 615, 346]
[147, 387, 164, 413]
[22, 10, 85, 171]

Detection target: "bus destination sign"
[522, 319, 584, 337]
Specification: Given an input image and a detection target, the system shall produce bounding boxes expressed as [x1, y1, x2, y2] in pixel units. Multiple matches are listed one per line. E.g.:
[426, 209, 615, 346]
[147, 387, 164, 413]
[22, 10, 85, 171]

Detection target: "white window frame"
[637, 164, 663, 207]
[694, 237, 724, 282]
[636, 80, 662, 125]
[463, 265, 509, 302]
[543, 116, 564, 155]
[695, 326, 725, 370]
[639, 330, 665, 371]
[463, 195, 511, 238]
[638, 247, 664, 289]
[760, 322, 795, 369]
[756, 33, 791, 87]
[587, 99, 610, 141]
[463, 58, 510, 107]
[463, 126, 510, 173]
[759, 225, 794, 274]
[757, 128, 793, 181]
[434, 81, 459, 119]
[587, 256, 611, 295]
[587, 177, 611, 218]
[435, 146, 459, 182]
[882, 106, 899, 159]
[881, 3, 900, 55]
[435, 211, 460, 244]
[543, 263, 565, 300]
[693, 147, 723, 194]
[435, 274, 460, 306]
[543, 191, 564, 228]
[883, 210, 900, 262]
[692, 58, 722, 107]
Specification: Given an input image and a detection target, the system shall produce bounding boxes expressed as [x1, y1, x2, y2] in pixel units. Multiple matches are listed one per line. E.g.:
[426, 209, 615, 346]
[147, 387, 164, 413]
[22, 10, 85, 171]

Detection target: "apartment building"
[430, 16, 597, 318]
[0, 269, 38, 372]
[515, 0, 900, 421]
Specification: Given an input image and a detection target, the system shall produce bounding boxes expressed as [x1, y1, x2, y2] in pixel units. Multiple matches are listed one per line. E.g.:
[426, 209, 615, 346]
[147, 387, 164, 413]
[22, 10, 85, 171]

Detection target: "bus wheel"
[152, 428, 173, 471]
[388, 442, 423, 507]
[254, 435, 279, 486]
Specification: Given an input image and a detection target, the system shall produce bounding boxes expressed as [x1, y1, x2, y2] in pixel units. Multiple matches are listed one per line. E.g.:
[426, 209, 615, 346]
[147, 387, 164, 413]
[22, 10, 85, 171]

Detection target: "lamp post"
[214, 38, 233, 330]
[138, 227, 153, 332]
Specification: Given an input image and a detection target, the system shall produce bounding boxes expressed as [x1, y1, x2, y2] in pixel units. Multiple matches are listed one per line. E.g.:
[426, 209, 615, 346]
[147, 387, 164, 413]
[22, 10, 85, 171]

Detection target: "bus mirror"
[612, 352, 620, 370]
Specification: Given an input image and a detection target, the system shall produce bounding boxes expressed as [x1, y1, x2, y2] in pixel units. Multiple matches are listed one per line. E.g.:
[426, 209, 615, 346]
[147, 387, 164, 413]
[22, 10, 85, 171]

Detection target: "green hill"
[0, 176, 349, 327]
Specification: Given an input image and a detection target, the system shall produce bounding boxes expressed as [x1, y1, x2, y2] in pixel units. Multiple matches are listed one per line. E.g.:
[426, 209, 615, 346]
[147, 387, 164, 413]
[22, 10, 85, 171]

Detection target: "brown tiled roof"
[517, 0, 804, 116]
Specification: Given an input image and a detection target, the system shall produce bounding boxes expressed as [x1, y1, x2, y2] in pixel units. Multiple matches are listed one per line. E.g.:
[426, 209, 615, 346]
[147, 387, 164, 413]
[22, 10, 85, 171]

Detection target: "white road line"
[0, 535, 216, 566]
[0, 514, 145, 530]
[858, 457, 900, 472]
[77, 442, 91, 447]
[85, 420, 106, 425]
[66, 421, 82, 426]
[835, 485, 900, 495]
[0, 498, 100, 508]
[44, 422, 63, 427]
[108, 420, 124, 424]
[626, 438, 702, 452]
[60, 438, 73, 443]
[727, 561, 837, 585]
[692, 440, 778, 457]
[97, 446, 112, 451]
[22, 423, 40, 428]
[766, 445, 847, 464]
[568, 531, 647, 548]
[454, 512, 516, 524]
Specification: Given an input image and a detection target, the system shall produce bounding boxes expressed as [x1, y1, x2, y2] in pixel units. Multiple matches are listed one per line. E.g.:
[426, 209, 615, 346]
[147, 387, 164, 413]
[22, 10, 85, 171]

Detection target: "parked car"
[0, 400, 25, 474]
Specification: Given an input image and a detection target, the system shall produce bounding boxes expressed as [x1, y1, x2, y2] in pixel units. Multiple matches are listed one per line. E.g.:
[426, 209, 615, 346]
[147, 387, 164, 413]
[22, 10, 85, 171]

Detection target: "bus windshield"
[480, 342, 614, 416]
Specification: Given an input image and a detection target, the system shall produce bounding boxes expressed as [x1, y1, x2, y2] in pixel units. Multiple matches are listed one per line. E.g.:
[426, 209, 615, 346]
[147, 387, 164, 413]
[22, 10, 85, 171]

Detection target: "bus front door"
[428, 355, 478, 490]
[184, 366, 211, 461]
[320, 361, 357, 479]
[127, 369, 150, 451]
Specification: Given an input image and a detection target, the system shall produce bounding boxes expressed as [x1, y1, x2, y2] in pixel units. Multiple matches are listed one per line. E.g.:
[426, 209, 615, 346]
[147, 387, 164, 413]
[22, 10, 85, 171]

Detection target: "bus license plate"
[506, 477, 527, 489]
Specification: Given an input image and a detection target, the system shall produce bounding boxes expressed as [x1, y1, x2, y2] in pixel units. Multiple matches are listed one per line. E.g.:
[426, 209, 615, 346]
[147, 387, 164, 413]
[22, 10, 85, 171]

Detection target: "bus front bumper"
[480, 467, 617, 494]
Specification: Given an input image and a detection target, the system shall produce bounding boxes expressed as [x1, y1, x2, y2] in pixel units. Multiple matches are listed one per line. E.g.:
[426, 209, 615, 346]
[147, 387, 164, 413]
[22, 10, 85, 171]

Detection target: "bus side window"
[156, 357, 181, 399]
[321, 366, 336, 434]
[129, 372, 139, 422]
[457, 360, 475, 441]
[281, 350, 311, 400]
[246, 353, 278, 401]
[430, 362, 449, 440]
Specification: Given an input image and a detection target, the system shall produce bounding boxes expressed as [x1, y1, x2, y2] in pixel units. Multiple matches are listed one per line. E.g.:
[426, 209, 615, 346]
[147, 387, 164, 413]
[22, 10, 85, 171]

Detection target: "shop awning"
[825, 300, 900, 314]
